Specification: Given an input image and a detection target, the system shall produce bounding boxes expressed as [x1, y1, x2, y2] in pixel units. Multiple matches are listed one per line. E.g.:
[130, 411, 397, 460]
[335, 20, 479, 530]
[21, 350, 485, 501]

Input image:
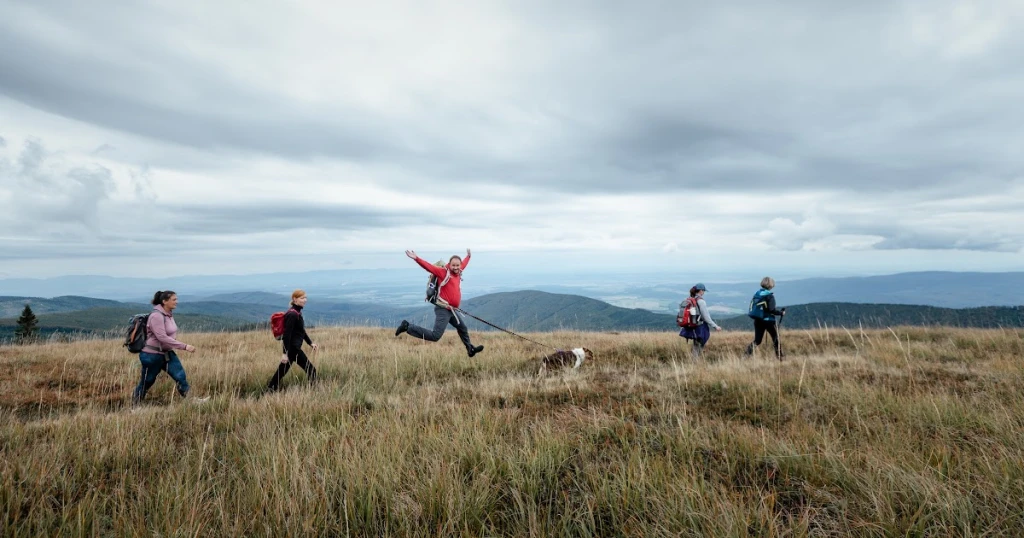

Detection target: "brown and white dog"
[538, 347, 594, 376]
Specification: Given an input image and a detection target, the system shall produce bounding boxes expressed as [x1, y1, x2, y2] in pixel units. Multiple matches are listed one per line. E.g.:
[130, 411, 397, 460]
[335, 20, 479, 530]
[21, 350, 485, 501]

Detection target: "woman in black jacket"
[745, 277, 786, 359]
[266, 289, 319, 391]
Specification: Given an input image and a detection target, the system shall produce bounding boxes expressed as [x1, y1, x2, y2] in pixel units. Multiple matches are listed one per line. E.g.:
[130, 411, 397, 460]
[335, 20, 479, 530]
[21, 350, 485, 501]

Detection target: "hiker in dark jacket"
[395, 248, 485, 357]
[133, 290, 197, 404]
[746, 276, 786, 359]
[679, 283, 721, 358]
[266, 289, 319, 391]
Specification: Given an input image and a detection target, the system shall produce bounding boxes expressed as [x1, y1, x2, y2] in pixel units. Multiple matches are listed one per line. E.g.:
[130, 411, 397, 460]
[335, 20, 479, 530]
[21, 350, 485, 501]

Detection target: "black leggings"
[748, 319, 781, 357]
[267, 348, 317, 391]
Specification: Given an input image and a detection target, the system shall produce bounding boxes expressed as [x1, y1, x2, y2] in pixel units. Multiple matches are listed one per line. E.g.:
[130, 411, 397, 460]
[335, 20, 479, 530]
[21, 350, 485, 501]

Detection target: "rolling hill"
[0, 306, 249, 334]
[456, 291, 675, 332]
[4, 291, 1024, 344]
[0, 295, 126, 318]
[716, 303, 1024, 330]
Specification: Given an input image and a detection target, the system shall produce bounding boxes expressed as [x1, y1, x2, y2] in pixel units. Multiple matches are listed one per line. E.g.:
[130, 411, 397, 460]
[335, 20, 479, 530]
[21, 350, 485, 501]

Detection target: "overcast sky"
[1, 0, 1022, 280]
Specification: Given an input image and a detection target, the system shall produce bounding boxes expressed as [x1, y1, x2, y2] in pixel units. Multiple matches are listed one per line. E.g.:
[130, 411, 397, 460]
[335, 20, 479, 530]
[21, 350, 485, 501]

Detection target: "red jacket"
[415, 254, 470, 308]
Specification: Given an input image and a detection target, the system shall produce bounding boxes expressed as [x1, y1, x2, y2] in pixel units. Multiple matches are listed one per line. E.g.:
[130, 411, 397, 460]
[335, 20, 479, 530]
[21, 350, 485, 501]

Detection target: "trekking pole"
[777, 312, 785, 361]
[452, 306, 560, 352]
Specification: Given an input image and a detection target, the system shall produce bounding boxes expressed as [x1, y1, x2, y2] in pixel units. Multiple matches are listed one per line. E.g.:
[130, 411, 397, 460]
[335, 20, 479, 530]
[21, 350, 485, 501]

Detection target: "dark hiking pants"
[267, 348, 317, 391]
[746, 318, 782, 358]
[406, 306, 474, 352]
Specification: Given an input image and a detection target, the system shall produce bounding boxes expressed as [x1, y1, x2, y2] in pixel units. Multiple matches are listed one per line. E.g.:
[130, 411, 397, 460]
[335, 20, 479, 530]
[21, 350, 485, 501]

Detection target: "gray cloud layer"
[3, 1, 1021, 196]
[1, 0, 1022, 276]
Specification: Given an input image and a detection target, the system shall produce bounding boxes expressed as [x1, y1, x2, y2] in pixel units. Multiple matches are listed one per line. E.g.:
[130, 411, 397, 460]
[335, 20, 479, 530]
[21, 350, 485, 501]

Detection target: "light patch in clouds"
[0, 1, 1023, 278]
[760, 212, 838, 251]
[1, 139, 115, 232]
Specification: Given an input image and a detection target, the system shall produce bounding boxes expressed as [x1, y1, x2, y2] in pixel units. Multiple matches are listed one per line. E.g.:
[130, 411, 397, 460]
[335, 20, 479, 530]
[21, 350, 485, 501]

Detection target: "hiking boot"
[395, 320, 409, 336]
[467, 345, 484, 357]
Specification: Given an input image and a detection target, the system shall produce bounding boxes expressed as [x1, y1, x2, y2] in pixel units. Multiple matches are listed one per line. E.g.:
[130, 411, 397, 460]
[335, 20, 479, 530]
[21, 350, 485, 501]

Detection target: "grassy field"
[1, 326, 1023, 536]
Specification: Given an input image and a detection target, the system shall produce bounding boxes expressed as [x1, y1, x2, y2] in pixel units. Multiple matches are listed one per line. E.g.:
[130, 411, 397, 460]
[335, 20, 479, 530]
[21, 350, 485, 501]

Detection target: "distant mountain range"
[2, 289, 1023, 343]
[0, 290, 675, 339]
[2, 271, 1023, 315]
[702, 271, 1024, 311]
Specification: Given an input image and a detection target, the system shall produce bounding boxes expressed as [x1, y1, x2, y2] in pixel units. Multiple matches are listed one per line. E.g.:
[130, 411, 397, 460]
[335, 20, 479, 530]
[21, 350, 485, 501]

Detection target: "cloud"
[1, 1, 1023, 277]
[0, 139, 115, 229]
[2, 1, 1022, 198]
[169, 203, 437, 235]
[760, 213, 838, 251]
[872, 232, 1020, 252]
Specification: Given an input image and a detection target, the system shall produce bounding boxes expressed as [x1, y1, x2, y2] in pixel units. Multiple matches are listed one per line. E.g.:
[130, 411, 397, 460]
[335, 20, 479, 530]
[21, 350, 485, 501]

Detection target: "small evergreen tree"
[15, 304, 39, 343]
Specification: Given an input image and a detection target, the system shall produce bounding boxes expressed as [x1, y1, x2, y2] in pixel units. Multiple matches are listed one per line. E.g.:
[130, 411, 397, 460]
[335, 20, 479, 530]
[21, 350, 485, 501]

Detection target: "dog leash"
[451, 306, 559, 352]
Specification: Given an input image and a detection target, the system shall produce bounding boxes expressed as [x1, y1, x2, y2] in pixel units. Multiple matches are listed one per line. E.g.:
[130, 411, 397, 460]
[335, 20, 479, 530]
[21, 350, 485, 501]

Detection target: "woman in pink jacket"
[133, 290, 197, 404]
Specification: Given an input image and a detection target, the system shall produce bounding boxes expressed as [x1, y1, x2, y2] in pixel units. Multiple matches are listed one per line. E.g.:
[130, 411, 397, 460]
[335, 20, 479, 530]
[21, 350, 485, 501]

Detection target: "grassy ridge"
[718, 302, 1024, 330]
[1, 327, 1023, 536]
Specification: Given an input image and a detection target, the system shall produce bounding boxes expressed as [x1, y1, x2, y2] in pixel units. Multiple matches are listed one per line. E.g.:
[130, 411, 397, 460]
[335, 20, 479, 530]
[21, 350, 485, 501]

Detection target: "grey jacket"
[696, 298, 720, 330]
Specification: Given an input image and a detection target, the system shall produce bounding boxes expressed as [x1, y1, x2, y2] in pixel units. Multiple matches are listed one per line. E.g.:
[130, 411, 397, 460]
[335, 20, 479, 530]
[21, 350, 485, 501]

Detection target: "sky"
[1, 0, 1023, 280]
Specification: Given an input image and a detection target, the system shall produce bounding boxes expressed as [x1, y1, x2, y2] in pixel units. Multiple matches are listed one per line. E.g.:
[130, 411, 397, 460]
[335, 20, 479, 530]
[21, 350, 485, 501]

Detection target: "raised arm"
[407, 249, 447, 279]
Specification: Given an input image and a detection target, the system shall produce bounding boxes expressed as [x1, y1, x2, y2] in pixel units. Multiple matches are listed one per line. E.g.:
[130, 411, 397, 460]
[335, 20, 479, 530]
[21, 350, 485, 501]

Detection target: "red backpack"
[676, 297, 701, 328]
[270, 308, 298, 340]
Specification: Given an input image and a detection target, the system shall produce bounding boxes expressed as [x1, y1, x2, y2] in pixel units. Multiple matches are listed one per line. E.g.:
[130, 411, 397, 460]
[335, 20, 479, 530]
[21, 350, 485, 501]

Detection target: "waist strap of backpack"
[434, 297, 460, 323]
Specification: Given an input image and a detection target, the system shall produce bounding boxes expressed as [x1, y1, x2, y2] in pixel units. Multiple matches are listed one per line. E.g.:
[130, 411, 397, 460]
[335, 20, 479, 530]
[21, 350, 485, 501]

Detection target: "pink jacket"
[143, 305, 188, 353]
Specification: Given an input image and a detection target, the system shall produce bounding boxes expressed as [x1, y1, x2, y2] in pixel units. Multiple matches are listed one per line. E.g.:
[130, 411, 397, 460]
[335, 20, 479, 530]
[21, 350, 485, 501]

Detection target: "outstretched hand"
[405, 250, 417, 260]
[466, 248, 471, 258]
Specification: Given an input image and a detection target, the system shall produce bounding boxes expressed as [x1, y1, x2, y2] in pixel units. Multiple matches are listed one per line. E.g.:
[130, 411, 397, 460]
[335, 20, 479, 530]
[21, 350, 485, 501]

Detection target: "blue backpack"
[747, 289, 772, 320]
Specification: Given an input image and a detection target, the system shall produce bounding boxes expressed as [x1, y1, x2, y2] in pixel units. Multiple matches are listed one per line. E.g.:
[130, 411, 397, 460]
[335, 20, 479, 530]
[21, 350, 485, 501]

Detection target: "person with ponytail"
[266, 289, 319, 392]
[133, 290, 197, 404]
[678, 283, 721, 358]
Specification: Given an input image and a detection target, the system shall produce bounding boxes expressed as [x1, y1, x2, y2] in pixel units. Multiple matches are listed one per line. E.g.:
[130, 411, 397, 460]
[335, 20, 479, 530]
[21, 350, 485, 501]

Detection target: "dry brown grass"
[2, 326, 1023, 536]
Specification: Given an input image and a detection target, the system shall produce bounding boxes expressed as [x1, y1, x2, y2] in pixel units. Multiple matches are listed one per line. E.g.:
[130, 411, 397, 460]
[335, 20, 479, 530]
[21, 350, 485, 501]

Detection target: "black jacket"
[282, 304, 312, 353]
[765, 293, 785, 317]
